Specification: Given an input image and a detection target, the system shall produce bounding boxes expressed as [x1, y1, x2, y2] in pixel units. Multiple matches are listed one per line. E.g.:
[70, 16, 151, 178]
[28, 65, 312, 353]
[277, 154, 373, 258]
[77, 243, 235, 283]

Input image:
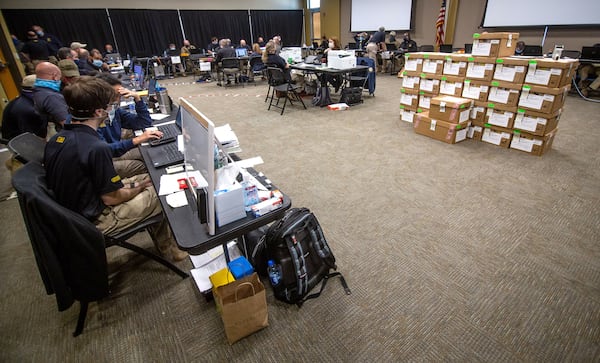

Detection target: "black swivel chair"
[12, 162, 188, 337]
[439, 44, 453, 53]
[265, 67, 306, 115]
[7, 132, 46, 164]
[248, 55, 267, 84]
[420, 45, 435, 52]
[219, 57, 243, 87]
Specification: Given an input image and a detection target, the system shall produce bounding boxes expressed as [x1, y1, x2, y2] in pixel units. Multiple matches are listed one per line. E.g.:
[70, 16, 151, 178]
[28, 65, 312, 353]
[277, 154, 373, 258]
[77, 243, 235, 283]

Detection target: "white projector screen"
[483, 0, 600, 27]
[351, 0, 413, 32]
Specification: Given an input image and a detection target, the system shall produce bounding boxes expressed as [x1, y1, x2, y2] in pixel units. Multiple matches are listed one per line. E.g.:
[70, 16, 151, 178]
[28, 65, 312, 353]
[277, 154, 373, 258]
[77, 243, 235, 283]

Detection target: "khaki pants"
[94, 173, 176, 255]
[113, 148, 147, 179]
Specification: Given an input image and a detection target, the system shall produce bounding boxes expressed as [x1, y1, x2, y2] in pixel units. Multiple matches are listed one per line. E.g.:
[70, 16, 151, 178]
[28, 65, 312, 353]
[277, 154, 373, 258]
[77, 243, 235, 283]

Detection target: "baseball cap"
[58, 59, 80, 77]
[22, 75, 36, 88]
[70, 41, 87, 50]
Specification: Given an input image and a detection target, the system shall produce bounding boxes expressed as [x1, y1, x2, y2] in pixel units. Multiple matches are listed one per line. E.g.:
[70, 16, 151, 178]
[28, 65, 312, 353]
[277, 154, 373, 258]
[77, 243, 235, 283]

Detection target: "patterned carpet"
[1, 74, 599, 362]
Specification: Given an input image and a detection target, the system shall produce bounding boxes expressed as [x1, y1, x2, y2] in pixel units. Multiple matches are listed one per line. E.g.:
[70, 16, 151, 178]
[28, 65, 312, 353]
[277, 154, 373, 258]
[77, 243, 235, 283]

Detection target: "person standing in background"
[366, 26, 386, 73]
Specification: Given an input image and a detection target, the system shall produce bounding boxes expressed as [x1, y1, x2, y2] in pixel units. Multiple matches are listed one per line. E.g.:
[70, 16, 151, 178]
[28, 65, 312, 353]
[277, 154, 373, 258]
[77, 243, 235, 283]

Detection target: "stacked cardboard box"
[400, 31, 579, 156]
[413, 95, 471, 144]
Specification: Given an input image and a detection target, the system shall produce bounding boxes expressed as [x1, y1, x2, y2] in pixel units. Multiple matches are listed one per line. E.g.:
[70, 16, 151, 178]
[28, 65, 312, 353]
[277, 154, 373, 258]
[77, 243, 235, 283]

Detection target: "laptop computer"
[581, 46, 600, 60]
[522, 45, 543, 56]
[146, 108, 184, 168]
[189, 47, 203, 55]
[105, 53, 121, 64]
[149, 106, 182, 147]
[235, 48, 248, 57]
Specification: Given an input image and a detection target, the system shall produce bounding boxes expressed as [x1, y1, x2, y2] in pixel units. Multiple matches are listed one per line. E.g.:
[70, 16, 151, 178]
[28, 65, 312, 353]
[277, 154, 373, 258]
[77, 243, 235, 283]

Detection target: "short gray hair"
[379, 26, 385, 32]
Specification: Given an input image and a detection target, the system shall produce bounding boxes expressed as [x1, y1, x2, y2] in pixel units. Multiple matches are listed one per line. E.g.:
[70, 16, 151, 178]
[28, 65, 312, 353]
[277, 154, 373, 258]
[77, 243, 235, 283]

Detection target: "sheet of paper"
[150, 113, 170, 121]
[166, 191, 188, 208]
[235, 156, 264, 169]
[159, 170, 207, 196]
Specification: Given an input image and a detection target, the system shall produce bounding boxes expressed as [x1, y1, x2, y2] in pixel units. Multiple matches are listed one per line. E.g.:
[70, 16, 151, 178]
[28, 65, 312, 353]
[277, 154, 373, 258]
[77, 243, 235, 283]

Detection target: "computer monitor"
[180, 97, 216, 235]
[439, 44, 453, 53]
[105, 53, 121, 64]
[522, 45, 543, 56]
[235, 48, 248, 57]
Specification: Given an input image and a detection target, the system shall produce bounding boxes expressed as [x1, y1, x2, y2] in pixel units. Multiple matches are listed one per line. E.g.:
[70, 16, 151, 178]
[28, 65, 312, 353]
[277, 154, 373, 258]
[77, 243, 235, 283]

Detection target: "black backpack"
[265, 208, 350, 306]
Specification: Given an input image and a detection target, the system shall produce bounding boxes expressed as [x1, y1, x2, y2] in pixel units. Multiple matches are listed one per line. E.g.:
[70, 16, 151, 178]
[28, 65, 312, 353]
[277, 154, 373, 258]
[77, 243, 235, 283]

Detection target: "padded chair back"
[249, 56, 266, 72]
[356, 57, 376, 95]
[420, 45, 434, 52]
[12, 162, 109, 311]
[267, 67, 287, 86]
[8, 132, 46, 164]
[222, 57, 240, 70]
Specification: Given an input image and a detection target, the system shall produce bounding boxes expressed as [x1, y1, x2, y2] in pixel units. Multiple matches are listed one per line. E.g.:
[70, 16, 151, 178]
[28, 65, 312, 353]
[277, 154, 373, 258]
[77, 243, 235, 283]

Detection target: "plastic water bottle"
[267, 260, 282, 286]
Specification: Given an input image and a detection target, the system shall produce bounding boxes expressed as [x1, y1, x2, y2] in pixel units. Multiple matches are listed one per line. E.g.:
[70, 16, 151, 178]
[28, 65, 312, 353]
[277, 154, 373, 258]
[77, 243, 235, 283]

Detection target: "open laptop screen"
[235, 48, 248, 57]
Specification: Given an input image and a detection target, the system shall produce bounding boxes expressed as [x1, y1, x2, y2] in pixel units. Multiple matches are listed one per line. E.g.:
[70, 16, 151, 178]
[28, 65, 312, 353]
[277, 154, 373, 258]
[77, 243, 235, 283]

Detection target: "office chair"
[12, 162, 188, 337]
[419, 45, 435, 52]
[7, 132, 46, 164]
[265, 67, 306, 115]
[465, 43, 473, 53]
[219, 57, 243, 87]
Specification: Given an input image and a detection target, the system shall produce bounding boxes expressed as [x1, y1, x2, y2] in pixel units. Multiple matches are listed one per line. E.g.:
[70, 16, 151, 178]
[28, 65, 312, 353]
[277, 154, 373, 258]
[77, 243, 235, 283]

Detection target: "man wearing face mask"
[164, 43, 186, 77]
[32, 25, 62, 56]
[44, 76, 187, 262]
[400, 32, 418, 52]
[32, 62, 68, 138]
[207, 37, 219, 56]
[94, 73, 157, 178]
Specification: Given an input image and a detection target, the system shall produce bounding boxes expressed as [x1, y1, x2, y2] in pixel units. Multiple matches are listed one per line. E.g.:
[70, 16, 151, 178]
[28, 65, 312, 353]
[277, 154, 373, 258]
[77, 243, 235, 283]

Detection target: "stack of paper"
[215, 124, 241, 153]
[189, 241, 241, 293]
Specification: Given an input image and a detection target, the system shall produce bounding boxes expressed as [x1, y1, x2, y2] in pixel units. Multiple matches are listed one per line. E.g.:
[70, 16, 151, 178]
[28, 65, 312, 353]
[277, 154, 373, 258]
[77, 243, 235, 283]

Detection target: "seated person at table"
[399, 32, 418, 52]
[181, 39, 198, 72]
[257, 36, 266, 48]
[248, 43, 266, 80]
[578, 45, 600, 97]
[215, 39, 236, 63]
[514, 41, 526, 56]
[322, 37, 343, 92]
[207, 36, 219, 56]
[238, 39, 251, 52]
[95, 73, 159, 178]
[44, 76, 187, 262]
[263, 40, 291, 81]
[164, 43, 186, 77]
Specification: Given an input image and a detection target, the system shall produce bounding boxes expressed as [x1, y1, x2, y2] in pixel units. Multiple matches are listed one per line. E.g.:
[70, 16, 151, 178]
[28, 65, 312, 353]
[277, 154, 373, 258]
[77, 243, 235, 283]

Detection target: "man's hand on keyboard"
[133, 129, 163, 145]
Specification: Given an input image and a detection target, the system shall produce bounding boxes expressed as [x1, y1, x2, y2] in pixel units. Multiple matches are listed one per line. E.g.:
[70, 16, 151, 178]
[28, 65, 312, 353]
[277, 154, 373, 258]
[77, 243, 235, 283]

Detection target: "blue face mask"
[34, 78, 61, 92]
[92, 59, 103, 67]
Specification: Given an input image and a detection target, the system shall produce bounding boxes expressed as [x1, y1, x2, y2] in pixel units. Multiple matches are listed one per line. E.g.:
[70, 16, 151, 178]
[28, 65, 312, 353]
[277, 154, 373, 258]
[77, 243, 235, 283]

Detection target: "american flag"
[436, 0, 446, 47]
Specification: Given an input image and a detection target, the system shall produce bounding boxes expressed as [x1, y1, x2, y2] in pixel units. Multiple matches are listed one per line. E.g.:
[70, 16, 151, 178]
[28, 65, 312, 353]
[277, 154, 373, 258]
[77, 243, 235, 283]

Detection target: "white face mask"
[328, 42, 334, 49]
[107, 107, 116, 124]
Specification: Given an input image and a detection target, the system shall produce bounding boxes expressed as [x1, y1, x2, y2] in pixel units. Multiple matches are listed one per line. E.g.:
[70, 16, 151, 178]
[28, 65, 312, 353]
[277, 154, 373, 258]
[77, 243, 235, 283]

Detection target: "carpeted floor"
[1, 74, 599, 362]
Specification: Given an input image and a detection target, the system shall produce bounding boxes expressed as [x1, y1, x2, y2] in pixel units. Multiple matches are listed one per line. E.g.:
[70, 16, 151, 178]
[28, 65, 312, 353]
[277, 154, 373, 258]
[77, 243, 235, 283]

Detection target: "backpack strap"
[296, 272, 351, 307]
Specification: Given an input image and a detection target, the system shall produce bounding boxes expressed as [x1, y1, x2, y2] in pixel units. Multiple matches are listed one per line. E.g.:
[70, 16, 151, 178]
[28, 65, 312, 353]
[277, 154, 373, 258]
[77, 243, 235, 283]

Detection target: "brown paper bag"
[216, 273, 269, 344]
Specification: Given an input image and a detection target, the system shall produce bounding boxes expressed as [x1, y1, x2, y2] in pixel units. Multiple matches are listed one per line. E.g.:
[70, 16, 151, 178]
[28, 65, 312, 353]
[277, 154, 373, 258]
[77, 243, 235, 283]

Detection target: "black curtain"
[3, 9, 113, 53]
[180, 10, 250, 51]
[108, 9, 181, 57]
[251, 10, 303, 47]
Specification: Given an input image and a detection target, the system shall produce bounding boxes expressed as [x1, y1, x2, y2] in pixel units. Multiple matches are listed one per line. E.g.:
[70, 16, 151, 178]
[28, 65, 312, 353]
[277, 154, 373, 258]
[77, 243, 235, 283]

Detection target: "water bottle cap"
[267, 260, 275, 266]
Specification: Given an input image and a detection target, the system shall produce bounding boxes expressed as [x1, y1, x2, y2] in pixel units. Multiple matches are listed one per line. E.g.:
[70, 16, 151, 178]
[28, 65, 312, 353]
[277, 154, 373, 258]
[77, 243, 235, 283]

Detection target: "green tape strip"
[496, 59, 504, 63]
[473, 33, 481, 38]
[518, 108, 525, 113]
[456, 124, 462, 130]
[424, 54, 429, 59]
[488, 103, 495, 108]
[468, 57, 475, 62]
[491, 81, 499, 87]
[484, 123, 492, 128]
[523, 85, 531, 90]
[513, 130, 521, 134]
[529, 60, 537, 65]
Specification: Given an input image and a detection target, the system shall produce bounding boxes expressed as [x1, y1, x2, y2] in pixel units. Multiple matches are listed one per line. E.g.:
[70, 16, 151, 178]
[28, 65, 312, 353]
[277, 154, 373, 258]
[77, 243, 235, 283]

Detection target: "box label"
[466, 63, 487, 79]
[488, 111, 513, 128]
[494, 65, 517, 82]
[456, 127, 468, 142]
[525, 69, 552, 85]
[422, 59, 441, 73]
[459, 109, 471, 123]
[430, 119, 437, 131]
[402, 76, 419, 89]
[472, 41, 492, 56]
[405, 59, 421, 71]
[420, 79, 438, 92]
[471, 106, 484, 119]
[488, 87, 511, 104]
[419, 95, 431, 109]
[510, 134, 535, 152]
[400, 93, 417, 106]
[443, 61, 466, 75]
[519, 93, 545, 110]
[440, 81, 462, 95]
[401, 110, 415, 123]
[482, 128, 502, 145]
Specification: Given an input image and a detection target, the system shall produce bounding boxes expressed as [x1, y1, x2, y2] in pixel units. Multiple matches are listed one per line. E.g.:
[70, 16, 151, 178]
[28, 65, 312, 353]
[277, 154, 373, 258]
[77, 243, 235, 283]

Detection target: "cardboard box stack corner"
[400, 32, 579, 156]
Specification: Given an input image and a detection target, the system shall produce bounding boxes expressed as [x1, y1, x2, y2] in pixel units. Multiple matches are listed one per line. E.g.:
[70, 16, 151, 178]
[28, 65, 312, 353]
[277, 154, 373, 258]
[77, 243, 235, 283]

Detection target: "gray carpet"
[1, 74, 599, 362]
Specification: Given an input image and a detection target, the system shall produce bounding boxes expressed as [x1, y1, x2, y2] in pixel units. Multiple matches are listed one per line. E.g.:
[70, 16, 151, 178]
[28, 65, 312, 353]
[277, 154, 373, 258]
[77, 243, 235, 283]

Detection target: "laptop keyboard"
[158, 123, 180, 139]
[149, 142, 183, 168]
